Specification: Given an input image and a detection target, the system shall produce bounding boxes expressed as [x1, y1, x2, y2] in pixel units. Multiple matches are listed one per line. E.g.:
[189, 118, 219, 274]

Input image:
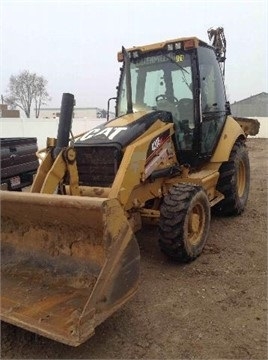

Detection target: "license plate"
[10, 176, 21, 188]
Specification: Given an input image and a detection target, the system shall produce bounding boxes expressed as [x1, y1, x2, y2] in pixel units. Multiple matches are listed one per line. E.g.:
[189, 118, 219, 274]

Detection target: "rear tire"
[159, 184, 211, 262]
[214, 140, 250, 216]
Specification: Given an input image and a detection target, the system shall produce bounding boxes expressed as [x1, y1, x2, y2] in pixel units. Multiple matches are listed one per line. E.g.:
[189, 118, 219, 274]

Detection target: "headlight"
[167, 43, 174, 51]
[132, 51, 139, 59]
[175, 42, 182, 50]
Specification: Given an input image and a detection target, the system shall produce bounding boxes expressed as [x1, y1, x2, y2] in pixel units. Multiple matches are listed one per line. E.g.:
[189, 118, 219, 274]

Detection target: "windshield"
[117, 52, 194, 127]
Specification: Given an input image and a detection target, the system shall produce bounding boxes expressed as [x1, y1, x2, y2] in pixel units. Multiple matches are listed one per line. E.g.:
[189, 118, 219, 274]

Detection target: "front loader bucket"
[0, 191, 140, 346]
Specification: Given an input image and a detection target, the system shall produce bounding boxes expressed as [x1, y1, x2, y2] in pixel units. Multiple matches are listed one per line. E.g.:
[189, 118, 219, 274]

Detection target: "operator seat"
[156, 97, 180, 125]
[177, 98, 194, 124]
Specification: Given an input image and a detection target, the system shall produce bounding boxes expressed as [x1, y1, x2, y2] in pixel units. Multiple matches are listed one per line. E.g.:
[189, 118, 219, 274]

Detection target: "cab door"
[198, 46, 228, 157]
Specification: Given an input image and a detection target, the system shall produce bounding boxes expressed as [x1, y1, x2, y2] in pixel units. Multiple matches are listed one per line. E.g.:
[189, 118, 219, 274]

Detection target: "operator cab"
[116, 38, 229, 167]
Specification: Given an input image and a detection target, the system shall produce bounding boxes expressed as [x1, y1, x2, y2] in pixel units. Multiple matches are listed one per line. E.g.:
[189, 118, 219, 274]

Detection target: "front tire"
[159, 184, 211, 262]
[214, 140, 250, 216]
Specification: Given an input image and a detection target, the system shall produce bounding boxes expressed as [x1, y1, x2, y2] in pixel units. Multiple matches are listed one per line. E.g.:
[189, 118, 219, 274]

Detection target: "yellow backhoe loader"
[1, 28, 259, 346]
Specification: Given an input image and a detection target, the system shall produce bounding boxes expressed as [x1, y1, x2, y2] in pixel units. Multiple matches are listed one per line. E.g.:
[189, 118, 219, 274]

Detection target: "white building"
[39, 107, 108, 120]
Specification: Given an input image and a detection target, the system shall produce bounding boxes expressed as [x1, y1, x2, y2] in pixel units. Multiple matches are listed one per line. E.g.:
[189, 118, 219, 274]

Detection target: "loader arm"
[31, 146, 80, 195]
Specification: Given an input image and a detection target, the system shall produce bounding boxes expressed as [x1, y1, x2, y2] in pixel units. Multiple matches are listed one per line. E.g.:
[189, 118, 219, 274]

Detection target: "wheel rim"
[237, 159, 246, 197]
[188, 203, 205, 246]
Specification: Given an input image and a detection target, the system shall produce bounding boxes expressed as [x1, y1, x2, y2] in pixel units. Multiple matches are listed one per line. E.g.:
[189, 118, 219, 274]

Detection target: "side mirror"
[107, 97, 117, 121]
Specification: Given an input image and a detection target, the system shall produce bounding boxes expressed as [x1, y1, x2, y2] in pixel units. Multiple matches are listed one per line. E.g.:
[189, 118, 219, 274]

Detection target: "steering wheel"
[156, 94, 180, 104]
[177, 98, 193, 108]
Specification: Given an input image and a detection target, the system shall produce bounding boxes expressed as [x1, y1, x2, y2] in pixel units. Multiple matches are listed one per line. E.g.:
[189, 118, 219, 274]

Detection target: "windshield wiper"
[163, 54, 192, 92]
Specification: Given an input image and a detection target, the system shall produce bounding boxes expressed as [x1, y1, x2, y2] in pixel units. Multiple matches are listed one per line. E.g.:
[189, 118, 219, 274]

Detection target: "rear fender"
[210, 116, 246, 163]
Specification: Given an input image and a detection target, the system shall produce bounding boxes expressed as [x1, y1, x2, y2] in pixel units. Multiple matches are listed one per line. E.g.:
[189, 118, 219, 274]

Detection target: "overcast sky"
[1, 0, 267, 109]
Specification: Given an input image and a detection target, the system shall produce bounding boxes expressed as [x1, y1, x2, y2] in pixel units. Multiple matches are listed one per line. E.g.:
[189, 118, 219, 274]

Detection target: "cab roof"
[118, 36, 210, 61]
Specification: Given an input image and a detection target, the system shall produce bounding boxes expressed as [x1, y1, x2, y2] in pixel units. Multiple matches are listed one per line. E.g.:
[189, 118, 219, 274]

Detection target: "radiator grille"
[75, 146, 122, 187]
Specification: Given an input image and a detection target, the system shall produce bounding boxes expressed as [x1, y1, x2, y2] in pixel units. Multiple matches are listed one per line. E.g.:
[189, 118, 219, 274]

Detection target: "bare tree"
[5, 70, 50, 118]
[33, 76, 50, 118]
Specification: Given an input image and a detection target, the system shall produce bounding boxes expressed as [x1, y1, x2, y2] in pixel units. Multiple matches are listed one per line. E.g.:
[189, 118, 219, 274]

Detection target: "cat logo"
[78, 127, 128, 141]
[151, 136, 161, 151]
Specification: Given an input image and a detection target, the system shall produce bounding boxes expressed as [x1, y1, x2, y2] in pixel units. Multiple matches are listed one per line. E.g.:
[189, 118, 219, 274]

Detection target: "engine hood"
[75, 110, 172, 149]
